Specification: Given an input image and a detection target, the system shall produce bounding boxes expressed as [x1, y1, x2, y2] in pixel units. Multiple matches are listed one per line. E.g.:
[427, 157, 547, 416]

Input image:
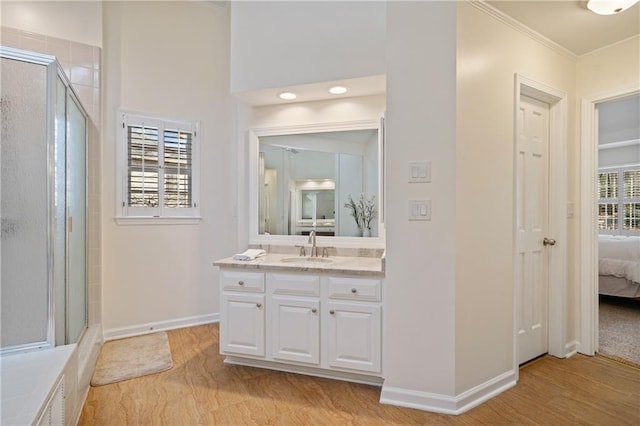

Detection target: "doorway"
[513, 75, 569, 370]
[580, 89, 640, 356]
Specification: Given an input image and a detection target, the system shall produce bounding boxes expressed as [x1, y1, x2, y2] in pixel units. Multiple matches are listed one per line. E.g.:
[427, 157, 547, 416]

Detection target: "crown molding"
[467, 0, 577, 60]
[578, 33, 640, 58]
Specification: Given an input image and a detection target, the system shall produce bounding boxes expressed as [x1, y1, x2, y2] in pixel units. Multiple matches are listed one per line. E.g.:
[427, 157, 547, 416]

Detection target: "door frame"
[513, 74, 569, 374]
[579, 85, 640, 355]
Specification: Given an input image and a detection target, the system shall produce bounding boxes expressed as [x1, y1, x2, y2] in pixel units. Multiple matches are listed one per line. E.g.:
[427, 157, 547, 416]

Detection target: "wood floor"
[79, 324, 640, 425]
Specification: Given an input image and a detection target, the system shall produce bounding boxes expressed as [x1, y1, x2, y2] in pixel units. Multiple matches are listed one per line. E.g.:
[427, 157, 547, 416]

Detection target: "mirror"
[251, 120, 383, 242]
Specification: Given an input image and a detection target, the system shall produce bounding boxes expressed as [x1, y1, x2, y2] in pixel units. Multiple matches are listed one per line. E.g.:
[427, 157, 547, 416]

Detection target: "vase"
[362, 228, 371, 238]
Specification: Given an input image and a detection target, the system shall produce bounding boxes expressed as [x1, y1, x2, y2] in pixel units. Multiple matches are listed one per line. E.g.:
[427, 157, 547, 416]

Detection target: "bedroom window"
[116, 111, 200, 224]
[598, 167, 640, 234]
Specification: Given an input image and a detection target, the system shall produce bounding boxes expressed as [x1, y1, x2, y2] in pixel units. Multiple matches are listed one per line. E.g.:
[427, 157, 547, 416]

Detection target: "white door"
[516, 95, 552, 365]
[327, 302, 381, 373]
[220, 293, 265, 357]
[270, 296, 320, 364]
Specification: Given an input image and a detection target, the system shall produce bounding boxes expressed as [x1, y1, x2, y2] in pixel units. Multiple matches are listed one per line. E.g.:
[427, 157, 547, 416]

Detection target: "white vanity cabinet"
[325, 276, 382, 373]
[267, 273, 321, 365]
[218, 267, 383, 383]
[219, 270, 265, 357]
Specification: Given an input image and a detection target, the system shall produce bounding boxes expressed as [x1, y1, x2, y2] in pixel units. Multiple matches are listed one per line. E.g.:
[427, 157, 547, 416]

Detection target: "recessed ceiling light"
[329, 86, 348, 95]
[278, 92, 297, 100]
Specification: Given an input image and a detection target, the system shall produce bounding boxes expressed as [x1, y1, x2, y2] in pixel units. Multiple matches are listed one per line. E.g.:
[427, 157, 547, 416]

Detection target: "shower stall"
[1, 46, 88, 354]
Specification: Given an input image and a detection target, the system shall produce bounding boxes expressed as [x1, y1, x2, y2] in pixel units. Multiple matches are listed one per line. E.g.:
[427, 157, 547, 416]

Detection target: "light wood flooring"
[79, 324, 640, 425]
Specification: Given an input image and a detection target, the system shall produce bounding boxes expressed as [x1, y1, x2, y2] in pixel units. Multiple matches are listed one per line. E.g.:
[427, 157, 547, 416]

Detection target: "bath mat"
[91, 331, 173, 386]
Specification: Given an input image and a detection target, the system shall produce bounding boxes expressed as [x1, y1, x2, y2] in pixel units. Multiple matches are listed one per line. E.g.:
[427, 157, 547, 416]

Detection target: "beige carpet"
[91, 332, 173, 386]
[598, 296, 640, 368]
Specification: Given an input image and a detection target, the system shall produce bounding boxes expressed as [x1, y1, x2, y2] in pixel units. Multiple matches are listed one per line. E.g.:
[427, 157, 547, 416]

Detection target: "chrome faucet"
[308, 230, 317, 257]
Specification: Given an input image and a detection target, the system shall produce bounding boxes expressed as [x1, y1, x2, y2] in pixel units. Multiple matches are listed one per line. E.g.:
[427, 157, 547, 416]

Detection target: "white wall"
[599, 145, 640, 168]
[230, 1, 385, 93]
[102, 1, 235, 334]
[1, 1, 102, 47]
[576, 36, 640, 97]
[455, 2, 577, 393]
[383, 1, 457, 398]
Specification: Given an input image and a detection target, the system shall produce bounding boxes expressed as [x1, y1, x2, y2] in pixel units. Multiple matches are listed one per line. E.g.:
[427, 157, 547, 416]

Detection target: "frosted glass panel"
[67, 96, 87, 344]
[54, 77, 67, 346]
[1, 58, 50, 348]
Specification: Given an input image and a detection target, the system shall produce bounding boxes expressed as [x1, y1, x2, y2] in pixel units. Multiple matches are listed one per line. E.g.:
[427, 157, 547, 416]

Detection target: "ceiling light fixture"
[587, 0, 639, 15]
[329, 86, 348, 95]
[278, 92, 297, 100]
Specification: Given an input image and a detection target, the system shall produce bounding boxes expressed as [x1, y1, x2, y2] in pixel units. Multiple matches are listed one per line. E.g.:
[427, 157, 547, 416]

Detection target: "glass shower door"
[66, 94, 87, 344]
[1, 47, 88, 352]
[0, 57, 51, 350]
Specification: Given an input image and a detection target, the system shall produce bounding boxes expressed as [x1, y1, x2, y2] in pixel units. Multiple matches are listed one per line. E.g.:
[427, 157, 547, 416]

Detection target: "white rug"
[91, 332, 173, 386]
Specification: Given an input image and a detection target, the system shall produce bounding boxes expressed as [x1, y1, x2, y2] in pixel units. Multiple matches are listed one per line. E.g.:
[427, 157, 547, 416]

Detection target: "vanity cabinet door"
[220, 293, 265, 357]
[326, 301, 381, 374]
[270, 296, 320, 365]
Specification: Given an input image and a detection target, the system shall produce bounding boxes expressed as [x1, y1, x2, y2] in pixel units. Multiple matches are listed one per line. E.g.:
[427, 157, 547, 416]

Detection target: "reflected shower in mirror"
[258, 127, 380, 238]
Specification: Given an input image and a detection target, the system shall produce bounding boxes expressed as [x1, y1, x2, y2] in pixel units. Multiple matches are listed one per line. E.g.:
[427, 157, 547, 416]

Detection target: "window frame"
[597, 164, 640, 235]
[115, 110, 201, 225]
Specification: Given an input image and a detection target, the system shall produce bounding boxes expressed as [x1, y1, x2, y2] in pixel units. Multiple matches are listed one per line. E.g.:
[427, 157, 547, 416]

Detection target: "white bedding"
[598, 235, 640, 283]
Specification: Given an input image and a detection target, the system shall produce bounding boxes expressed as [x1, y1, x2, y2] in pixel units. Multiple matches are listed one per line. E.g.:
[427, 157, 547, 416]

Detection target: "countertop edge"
[213, 255, 385, 277]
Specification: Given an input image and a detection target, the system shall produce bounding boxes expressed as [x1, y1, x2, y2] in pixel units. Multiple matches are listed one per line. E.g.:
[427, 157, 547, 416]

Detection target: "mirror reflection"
[258, 128, 379, 237]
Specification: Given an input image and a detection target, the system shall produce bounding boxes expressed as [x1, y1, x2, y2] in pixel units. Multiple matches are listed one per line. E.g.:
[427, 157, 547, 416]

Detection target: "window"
[598, 166, 640, 234]
[117, 112, 200, 222]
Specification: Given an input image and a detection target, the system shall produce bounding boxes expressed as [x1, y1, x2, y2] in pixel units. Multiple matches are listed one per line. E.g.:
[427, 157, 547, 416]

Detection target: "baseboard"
[224, 355, 384, 386]
[565, 340, 579, 358]
[380, 369, 516, 415]
[103, 313, 219, 341]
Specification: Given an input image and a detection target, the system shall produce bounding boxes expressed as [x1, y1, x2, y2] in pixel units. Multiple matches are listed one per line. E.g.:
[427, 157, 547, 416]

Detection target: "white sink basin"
[280, 257, 333, 264]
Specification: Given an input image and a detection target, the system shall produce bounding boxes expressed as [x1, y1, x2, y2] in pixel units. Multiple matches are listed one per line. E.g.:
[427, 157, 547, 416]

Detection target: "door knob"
[543, 237, 556, 246]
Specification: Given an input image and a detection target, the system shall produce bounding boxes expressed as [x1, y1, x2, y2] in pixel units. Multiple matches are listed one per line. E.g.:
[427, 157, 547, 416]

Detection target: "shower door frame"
[0, 46, 89, 354]
[61, 71, 89, 346]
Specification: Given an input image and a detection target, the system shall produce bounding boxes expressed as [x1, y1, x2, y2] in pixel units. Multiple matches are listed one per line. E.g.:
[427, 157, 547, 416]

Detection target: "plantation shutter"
[128, 124, 160, 208]
[597, 171, 618, 231]
[163, 128, 193, 208]
[622, 169, 640, 231]
[121, 113, 198, 218]
[598, 167, 640, 234]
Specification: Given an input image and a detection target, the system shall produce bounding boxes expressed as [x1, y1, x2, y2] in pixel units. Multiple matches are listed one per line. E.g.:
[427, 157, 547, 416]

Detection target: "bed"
[598, 235, 640, 298]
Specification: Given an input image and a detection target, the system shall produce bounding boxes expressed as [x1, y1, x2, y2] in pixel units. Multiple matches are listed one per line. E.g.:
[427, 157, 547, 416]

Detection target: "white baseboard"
[103, 313, 219, 341]
[565, 340, 579, 358]
[380, 369, 516, 415]
[224, 356, 384, 386]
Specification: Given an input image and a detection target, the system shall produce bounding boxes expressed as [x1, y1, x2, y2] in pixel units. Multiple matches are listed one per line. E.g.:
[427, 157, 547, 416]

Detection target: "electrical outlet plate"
[408, 200, 431, 220]
[409, 161, 431, 183]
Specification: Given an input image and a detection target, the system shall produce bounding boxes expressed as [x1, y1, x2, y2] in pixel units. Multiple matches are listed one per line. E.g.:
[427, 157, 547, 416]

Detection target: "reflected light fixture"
[329, 86, 348, 95]
[587, 0, 639, 15]
[278, 92, 297, 100]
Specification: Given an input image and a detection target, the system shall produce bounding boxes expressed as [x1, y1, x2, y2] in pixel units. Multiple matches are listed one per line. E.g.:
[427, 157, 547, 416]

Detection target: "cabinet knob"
[256, 303, 262, 308]
[311, 308, 317, 314]
[238, 280, 245, 286]
[329, 310, 335, 315]
[351, 288, 357, 294]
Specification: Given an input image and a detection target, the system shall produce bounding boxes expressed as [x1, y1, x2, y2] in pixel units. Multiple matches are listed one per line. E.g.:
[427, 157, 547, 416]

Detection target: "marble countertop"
[214, 252, 385, 277]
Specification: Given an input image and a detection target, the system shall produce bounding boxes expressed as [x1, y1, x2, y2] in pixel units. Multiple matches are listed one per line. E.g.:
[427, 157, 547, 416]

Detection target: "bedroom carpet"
[91, 332, 173, 386]
[598, 296, 640, 368]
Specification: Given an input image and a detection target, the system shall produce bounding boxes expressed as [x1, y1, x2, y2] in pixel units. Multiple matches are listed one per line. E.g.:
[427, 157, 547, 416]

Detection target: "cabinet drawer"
[221, 270, 264, 292]
[326, 277, 381, 302]
[267, 273, 319, 297]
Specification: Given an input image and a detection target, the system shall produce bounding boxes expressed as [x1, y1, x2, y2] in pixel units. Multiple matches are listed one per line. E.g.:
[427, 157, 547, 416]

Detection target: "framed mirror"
[249, 119, 384, 247]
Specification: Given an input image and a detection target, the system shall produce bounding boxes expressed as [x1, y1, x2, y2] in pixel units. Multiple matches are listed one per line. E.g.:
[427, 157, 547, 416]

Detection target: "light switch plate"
[409, 161, 431, 183]
[408, 200, 431, 220]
